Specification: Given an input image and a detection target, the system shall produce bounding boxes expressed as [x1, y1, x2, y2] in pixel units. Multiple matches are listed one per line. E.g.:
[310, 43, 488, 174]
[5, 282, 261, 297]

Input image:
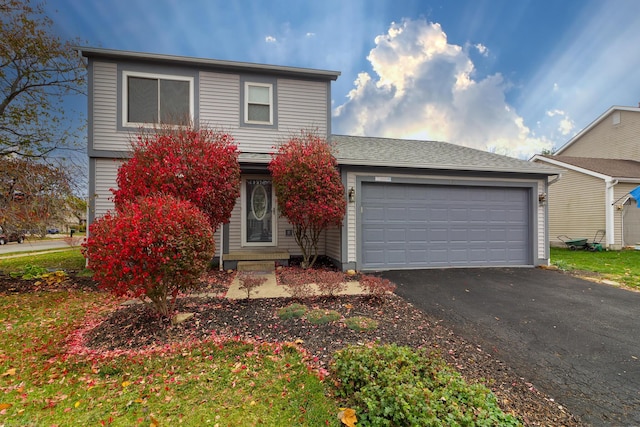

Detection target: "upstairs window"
[244, 82, 273, 125]
[123, 72, 193, 127]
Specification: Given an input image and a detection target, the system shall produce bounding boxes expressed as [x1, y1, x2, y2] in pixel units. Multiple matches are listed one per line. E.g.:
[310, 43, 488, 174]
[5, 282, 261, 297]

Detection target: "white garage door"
[361, 183, 531, 269]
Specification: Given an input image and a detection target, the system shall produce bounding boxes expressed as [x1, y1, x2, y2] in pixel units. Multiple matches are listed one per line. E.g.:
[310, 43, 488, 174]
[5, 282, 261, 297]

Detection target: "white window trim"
[122, 71, 194, 128]
[244, 82, 273, 125]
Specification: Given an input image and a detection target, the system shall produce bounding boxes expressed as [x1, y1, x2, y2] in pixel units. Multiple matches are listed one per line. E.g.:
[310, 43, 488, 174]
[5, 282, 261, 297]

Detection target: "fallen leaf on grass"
[0, 403, 12, 410]
[1, 368, 16, 377]
[338, 407, 357, 426]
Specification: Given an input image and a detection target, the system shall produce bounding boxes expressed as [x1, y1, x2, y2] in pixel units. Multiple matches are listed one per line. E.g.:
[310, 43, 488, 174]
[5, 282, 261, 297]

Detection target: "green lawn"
[0, 248, 537, 425]
[0, 248, 87, 273]
[550, 247, 640, 289]
[0, 292, 340, 426]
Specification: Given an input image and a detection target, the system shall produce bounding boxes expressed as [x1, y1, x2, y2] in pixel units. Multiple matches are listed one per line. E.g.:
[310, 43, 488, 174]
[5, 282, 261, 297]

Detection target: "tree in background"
[269, 131, 346, 268]
[113, 126, 241, 231]
[0, 0, 85, 158]
[84, 195, 215, 317]
[0, 157, 73, 235]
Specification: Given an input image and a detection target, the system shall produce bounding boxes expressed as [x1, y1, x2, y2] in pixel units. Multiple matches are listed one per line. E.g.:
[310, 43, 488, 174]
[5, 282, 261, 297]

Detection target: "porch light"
[348, 187, 355, 203]
[538, 193, 546, 205]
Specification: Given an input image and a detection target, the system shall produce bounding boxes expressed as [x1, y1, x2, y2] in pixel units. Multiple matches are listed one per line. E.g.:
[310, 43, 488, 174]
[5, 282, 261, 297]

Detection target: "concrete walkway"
[225, 271, 366, 299]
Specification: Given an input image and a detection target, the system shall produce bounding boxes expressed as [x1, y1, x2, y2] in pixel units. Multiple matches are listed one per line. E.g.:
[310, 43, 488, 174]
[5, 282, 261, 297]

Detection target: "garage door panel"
[363, 228, 385, 243]
[386, 228, 406, 243]
[361, 183, 531, 269]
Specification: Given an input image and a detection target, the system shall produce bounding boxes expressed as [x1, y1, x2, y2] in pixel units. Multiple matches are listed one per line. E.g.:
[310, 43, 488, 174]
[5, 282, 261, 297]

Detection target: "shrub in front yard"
[331, 344, 521, 426]
[84, 195, 215, 317]
[277, 303, 308, 320]
[113, 125, 240, 230]
[344, 316, 378, 332]
[306, 309, 341, 325]
[237, 272, 267, 299]
[359, 275, 397, 301]
[315, 269, 348, 296]
[269, 130, 346, 268]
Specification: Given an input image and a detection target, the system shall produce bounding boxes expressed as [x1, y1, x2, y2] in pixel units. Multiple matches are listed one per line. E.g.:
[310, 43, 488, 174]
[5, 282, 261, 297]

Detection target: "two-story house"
[533, 106, 640, 248]
[80, 47, 560, 271]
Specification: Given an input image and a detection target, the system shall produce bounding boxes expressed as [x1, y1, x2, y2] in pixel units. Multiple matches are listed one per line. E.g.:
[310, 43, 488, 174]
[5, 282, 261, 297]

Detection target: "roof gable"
[555, 106, 640, 155]
[332, 135, 560, 176]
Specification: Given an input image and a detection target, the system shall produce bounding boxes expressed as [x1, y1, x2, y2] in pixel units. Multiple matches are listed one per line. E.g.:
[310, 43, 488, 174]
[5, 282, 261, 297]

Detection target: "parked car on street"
[47, 227, 60, 234]
[0, 228, 25, 244]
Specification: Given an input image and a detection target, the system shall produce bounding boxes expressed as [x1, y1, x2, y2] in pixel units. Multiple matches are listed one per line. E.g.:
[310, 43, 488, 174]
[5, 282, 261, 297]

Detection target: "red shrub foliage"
[83, 195, 215, 317]
[359, 275, 397, 301]
[268, 131, 346, 268]
[314, 269, 348, 296]
[112, 127, 240, 230]
[237, 272, 268, 299]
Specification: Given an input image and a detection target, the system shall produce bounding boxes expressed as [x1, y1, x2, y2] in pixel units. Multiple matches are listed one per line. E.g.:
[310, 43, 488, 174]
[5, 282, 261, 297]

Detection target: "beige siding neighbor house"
[81, 47, 560, 271]
[532, 106, 640, 248]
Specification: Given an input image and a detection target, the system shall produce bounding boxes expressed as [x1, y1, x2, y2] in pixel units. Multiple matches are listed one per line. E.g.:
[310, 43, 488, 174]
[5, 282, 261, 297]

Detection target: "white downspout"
[605, 179, 618, 248]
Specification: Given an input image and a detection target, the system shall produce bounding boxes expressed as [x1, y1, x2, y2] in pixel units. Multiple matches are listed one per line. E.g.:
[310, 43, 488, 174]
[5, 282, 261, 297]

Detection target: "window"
[123, 72, 193, 126]
[244, 82, 273, 124]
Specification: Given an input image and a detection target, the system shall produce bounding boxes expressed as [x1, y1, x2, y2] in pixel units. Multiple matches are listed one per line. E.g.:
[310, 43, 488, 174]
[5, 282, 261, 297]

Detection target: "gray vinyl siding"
[199, 71, 240, 129]
[198, 73, 329, 152]
[93, 158, 123, 218]
[91, 66, 331, 156]
[92, 61, 129, 152]
[278, 79, 328, 134]
[560, 111, 640, 161]
[547, 168, 604, 246]
[324, 226, 342, 262]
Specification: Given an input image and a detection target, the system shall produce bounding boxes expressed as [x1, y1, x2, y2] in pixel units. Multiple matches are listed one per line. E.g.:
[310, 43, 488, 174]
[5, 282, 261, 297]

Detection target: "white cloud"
[306, 32, 316, 37]
[475, 43, 488, 56]
[333, 18, 553, 159]
[265, 35, 277, 43]
[546, 109, 575, 136]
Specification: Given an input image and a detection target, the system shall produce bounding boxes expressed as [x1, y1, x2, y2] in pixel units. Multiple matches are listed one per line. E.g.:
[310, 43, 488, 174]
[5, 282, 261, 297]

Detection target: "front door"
[242, 177, 276, 246]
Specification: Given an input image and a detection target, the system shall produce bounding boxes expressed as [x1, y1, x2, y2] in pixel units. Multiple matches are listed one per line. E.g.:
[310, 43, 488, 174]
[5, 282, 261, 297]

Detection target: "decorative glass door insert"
[244, 178, 275, 245]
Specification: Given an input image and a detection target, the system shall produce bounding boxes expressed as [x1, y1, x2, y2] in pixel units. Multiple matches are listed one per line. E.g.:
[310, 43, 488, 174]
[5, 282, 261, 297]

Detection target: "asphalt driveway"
[380, 268, 640, 426]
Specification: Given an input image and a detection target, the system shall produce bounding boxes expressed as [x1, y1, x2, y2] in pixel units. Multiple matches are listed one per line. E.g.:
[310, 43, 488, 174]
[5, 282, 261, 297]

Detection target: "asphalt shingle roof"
[540, 155, 640, 179]
[331, 135, 560, 175]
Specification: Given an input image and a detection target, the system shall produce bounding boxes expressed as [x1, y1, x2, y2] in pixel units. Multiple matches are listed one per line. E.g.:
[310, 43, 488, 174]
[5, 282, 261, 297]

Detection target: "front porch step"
[224, 250, 289, 262]
[237, 261, 275, 272]
[222, 250, 290, 270]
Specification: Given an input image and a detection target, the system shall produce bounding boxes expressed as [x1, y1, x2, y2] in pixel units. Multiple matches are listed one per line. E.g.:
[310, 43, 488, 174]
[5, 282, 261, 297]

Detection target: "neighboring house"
[532, 106, 640, 249]
[80, 47, 560, 271]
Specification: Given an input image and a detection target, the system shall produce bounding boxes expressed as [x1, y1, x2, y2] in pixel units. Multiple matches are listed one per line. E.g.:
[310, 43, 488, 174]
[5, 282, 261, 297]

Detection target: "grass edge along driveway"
[550, 247, 640, 290]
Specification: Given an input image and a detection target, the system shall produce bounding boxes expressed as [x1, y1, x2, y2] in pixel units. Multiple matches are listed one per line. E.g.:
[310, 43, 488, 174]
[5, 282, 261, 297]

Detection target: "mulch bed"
[0, 271, 584, 426]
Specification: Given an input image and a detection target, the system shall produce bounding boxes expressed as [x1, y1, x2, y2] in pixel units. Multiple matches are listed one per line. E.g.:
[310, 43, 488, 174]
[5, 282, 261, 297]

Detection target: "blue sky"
[45, 0, 640, 158]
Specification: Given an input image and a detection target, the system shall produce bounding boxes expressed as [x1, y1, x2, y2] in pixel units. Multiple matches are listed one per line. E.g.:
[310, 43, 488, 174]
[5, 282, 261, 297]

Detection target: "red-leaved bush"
[237, 272, 268, 300]
[269, 131, 346, 268]
[314, 269, 348, 296]
[83, 195, 215, 317]
[359, 275, 397, 302]
[113, 126, 241, 230]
